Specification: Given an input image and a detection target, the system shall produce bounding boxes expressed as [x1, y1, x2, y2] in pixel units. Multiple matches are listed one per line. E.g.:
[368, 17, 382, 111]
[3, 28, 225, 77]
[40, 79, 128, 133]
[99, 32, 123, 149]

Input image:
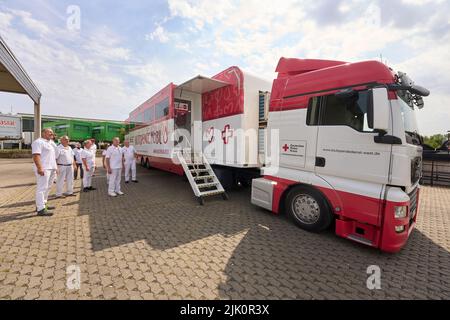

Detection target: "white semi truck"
[126, 57, 429, 252]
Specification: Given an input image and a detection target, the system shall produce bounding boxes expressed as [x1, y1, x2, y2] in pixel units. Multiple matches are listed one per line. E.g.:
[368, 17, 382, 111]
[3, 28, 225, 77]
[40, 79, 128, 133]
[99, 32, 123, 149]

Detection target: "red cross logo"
[222, 125, 234, 144]
[282, 144, 289, 152]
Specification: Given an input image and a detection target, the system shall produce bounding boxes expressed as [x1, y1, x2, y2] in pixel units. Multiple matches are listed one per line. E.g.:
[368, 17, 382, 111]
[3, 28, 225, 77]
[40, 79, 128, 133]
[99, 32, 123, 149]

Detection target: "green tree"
[423, 134, 446, 149]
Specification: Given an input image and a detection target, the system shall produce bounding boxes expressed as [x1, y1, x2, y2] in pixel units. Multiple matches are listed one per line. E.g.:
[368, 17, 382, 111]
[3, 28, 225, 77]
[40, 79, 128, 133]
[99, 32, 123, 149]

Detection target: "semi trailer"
[125, 57, 430, 252]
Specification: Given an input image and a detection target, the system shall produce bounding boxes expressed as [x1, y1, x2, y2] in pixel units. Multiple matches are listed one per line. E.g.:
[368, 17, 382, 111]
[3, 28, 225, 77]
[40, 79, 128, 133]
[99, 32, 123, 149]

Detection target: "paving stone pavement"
[0, 158, 449, 300]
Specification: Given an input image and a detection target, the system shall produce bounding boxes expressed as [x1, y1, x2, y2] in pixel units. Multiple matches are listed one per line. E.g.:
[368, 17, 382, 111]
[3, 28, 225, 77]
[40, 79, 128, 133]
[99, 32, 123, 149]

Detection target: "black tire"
[285, 186, 333, 232]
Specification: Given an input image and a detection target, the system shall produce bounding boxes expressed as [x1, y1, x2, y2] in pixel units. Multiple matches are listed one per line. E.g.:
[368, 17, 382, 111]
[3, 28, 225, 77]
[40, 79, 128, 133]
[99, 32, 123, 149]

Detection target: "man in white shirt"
[122, 141, 138, 183]
[105, 137, 124, 197]
[73, 143, 84, 180]
[55, 136, 77, 198]
[32, 128, 57, 216]
[81, 140, 97, 192]
[102, 143, 110, 183]
[90, 139, 97, 176]
[49, 133, 58, 184]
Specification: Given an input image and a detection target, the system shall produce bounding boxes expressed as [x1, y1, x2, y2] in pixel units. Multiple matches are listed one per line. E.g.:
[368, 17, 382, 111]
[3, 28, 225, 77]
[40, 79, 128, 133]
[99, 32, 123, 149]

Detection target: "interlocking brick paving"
[0, 158, 449, 300]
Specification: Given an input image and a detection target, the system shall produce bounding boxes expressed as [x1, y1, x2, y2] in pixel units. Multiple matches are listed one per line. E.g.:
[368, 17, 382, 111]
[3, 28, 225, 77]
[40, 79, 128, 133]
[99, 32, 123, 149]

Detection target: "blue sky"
[0, 0, 449, 135]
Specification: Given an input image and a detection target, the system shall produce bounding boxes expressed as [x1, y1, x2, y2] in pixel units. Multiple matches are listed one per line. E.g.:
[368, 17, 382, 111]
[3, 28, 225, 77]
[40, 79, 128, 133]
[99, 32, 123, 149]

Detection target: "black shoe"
[88, 187, 96, 191]
[65, 193, 76, 197]
[132, 180, 138, 183]
[83, 188, 90, 192]
[125, 181, 129, 184]
[37, 209, 53, 217]
[46, 205, 56, 210]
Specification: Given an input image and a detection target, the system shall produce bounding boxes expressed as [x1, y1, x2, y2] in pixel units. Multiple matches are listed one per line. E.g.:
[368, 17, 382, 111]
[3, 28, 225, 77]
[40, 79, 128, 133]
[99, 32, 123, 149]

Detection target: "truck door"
[311, 90, 392, 226]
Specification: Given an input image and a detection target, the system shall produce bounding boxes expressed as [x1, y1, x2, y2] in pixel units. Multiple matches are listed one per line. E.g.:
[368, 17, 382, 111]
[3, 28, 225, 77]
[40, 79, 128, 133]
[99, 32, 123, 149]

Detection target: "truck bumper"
[378, 187, 419, 253]
[251, 177, 420, 253]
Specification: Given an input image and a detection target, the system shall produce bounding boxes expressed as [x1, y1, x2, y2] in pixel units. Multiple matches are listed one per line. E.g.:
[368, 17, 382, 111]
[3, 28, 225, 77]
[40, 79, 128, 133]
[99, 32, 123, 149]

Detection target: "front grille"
[408, 187, 418, 224]
[411, 157, 422, 184]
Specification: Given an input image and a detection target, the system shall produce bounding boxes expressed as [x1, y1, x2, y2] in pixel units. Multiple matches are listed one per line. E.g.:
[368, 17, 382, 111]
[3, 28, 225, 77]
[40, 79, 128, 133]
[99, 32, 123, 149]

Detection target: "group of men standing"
[32, 128, 138, 216]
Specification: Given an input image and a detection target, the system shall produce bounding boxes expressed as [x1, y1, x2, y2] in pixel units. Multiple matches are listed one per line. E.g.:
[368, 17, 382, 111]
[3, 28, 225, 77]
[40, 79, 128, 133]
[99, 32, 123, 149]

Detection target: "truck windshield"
[398, 96, 421, 145]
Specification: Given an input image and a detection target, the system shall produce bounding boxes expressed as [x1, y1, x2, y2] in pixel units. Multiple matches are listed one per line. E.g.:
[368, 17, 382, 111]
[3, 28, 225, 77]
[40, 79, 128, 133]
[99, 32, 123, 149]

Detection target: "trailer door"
[176, 75, 230, 155]
[312, 91, 391, 226]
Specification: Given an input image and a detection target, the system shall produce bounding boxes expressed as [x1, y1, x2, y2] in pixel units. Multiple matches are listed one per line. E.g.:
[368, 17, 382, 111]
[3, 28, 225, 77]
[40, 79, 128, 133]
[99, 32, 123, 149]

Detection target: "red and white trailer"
[126, 66, 271, 183]
[126, 58, 429, 252]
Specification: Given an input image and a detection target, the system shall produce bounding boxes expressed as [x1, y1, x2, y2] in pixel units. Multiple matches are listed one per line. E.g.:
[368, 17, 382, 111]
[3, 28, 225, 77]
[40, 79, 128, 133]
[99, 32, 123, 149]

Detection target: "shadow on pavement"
[217, 221, 450, 299]
[0, 210, 37, 223]
[0, 200, 36, 209]
[0, 183, 35, 189]
[76, 165, 450, 299]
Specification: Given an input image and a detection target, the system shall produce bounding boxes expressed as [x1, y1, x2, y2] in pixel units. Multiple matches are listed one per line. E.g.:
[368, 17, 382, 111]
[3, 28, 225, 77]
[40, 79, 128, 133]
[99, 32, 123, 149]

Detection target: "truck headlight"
[394, 206, 407, 219]
[395, 225, 405, 233]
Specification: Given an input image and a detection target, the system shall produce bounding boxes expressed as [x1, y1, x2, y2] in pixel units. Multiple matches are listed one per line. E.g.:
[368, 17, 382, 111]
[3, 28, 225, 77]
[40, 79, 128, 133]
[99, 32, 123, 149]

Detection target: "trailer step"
[194, 175, 214, 181]
[176, 150, 227, 204]
[190, 168, 209, 173]
[200, 190, 225, 197]
[197, 182, 220, 188]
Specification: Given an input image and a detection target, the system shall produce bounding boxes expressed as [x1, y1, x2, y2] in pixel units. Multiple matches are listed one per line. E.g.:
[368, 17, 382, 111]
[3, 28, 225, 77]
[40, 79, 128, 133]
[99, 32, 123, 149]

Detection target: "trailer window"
[307, 91, 373, 132]
[155, 98, 170, 120]
[144, 107, 154, 123]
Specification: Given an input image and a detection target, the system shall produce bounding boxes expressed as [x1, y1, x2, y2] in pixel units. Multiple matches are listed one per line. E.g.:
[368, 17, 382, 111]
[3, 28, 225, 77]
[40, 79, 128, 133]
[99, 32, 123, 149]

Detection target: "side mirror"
[368, 87, 390, 132]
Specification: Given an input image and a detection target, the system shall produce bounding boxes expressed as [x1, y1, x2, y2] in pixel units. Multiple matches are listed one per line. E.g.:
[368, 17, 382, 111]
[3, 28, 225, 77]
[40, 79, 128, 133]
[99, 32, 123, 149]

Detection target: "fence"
[421, 159, 450, 187]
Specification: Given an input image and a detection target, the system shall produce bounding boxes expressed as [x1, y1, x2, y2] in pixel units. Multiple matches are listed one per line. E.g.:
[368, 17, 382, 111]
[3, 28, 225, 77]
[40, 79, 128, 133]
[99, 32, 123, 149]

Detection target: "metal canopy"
[0, 36, 41, 104]
[177, 75, 230, 94]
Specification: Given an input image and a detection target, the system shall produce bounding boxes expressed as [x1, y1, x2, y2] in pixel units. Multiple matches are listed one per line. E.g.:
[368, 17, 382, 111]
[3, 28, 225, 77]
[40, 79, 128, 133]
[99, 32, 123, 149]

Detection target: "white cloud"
[164, 0, 450, 135]
[0, 10, 143, 120]
[83, 27, 131, 61]
[1, 1, 448, 135]
[146, 25, 170, 43]
[8, 9, 50, 36]
[0, 11, 13, 29]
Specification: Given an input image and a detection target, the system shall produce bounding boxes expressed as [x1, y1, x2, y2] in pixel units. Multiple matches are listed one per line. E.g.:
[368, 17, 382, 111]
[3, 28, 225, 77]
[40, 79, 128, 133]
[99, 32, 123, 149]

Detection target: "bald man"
[122, 141, 138, 183]
[32, 128, 57, 216]
[55, 136, 76, 198]
[105, 137, 125, 197]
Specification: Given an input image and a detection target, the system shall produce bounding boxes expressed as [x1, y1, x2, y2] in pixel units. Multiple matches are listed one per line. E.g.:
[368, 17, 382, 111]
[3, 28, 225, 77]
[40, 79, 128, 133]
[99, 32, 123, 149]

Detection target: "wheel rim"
[291, 194, 320, 224]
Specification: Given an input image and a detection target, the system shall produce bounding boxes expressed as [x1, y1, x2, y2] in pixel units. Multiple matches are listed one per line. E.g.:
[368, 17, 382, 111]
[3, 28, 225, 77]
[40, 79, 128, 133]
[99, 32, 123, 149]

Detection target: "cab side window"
[306, 91, 373, 132]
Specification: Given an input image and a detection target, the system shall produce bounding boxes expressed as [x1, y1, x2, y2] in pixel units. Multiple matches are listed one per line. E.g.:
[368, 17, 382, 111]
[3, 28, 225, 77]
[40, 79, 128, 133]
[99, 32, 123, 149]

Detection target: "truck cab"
[251, 58, 429, 252]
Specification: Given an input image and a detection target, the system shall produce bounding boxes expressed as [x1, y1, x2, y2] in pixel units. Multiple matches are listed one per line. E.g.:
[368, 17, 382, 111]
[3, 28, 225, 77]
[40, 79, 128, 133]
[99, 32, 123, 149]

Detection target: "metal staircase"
[176, 150, 228, 205]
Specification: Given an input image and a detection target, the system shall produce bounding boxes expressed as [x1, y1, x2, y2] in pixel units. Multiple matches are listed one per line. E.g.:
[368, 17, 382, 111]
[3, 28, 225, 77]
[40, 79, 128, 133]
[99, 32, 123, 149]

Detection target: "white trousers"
[108, 168, 122, 194]
[47, 170, 56, 200]
[35, 169, 56, 211]
[124, 159, 136, 182]
[83, 166, 93, 188]
[56, 165, 74, 196]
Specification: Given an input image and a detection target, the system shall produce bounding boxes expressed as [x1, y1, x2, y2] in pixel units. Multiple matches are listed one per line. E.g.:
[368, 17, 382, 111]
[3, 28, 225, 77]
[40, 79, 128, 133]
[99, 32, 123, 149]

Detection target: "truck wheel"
[285, 186, 332, 232]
